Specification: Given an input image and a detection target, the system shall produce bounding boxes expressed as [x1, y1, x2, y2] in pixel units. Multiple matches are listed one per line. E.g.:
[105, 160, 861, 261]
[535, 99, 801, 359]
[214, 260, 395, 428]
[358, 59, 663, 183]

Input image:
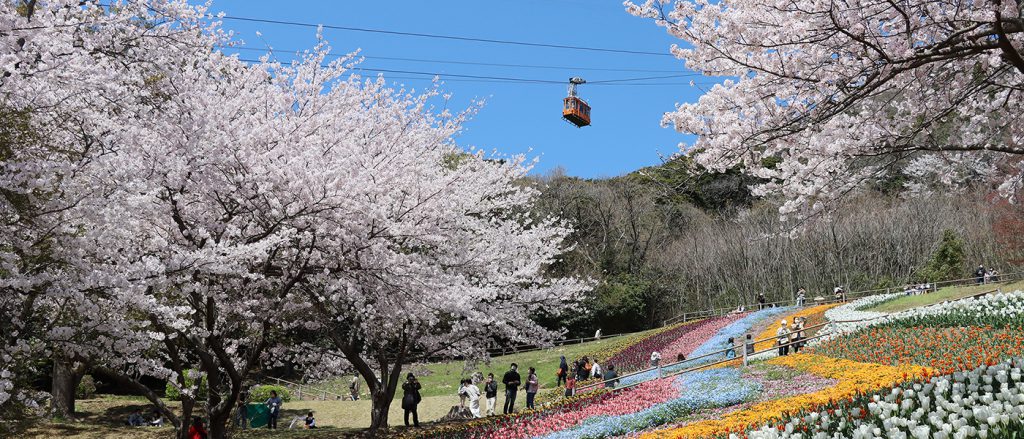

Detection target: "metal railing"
[266, 376, 347, 401]
[573, 318, 835, 394]
[662, 271, 1024, 327]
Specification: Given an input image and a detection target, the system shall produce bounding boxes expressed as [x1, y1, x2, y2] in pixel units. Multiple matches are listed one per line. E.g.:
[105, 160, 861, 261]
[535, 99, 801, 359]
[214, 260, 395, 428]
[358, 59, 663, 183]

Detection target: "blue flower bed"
[538, 368, 760, 439]
[618, 306, 793, 387]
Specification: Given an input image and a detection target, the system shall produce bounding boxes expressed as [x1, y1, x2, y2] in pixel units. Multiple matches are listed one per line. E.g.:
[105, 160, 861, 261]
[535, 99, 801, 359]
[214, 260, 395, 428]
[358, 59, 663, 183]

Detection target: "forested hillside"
[531, 157, 1023, 336]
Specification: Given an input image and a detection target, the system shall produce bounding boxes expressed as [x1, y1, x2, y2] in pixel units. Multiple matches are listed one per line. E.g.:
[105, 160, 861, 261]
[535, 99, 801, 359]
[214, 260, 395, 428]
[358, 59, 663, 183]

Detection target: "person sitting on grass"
[127, 409, 144, 427]
[148, 409, 164, 427]
[304, 411, 317, 429]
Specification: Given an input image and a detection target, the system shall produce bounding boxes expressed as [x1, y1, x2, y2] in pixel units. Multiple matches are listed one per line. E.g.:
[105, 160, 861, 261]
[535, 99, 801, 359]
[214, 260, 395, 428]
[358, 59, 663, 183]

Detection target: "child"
[303, 411, 316, 429]
[564, 375, 576, 398]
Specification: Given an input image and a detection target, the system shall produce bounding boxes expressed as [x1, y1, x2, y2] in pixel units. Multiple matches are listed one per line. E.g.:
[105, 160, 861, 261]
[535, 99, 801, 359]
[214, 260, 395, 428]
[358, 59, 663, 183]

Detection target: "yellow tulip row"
[640, 354, 932, 438]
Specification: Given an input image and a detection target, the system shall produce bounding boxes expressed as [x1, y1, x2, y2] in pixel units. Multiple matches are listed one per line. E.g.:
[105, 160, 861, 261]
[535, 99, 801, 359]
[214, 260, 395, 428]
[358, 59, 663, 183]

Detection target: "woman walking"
[524, 367, 539, 410]
[264, 390, 282, 429]
[556, 356, 568, 387]
[402, 373, 422, 427]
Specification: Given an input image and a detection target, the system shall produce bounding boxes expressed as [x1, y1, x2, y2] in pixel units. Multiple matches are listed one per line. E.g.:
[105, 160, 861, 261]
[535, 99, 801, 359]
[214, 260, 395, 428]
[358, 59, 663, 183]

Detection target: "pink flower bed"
[605, 316, 735, 373]
[659, 314, 745, 362]
[490, 377, 680, 439]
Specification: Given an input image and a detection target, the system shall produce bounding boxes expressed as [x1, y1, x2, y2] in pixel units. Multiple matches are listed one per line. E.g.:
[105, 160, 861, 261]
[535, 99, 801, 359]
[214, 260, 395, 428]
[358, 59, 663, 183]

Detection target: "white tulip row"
[815, 293, 901, 343]
[815, 290, 1024, 345]
[736, 358, 1024, 439]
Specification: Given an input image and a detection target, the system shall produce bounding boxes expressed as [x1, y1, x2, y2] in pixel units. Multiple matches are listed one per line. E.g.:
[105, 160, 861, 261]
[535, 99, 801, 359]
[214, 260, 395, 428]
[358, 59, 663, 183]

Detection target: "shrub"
[249, 385, 291, 403]
[76, 375, 98, 399]
[915, 229, 966, 282]
[164, 370, 208, 401]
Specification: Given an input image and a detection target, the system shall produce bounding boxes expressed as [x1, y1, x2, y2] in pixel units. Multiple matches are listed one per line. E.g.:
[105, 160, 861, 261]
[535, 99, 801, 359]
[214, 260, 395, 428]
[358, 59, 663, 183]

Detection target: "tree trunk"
[369, 388, 391, 432]
[50, 357, 84, 418]
[176, 399, 195, 439]
[205, 384, 240, 439]
[207, 410, 229, 439]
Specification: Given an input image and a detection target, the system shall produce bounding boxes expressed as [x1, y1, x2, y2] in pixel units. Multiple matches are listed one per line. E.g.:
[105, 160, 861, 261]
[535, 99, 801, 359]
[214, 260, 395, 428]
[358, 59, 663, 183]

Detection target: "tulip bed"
[537, 368, 760, 439]
[821, 290, 1024, 339]
[819, 293, 899, 337]
[736, 358, 1024, 439]
[606, 317, 731, 373]
[641, 354, 930, 438]
[810, 325, 1024, 375]
[884, 290, 1024, 329]
[656, 315, 746, 368]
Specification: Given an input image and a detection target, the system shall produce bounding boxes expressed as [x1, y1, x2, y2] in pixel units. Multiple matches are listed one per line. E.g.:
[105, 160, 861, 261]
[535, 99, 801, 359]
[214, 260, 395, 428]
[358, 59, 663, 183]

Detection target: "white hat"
[780, 320, 787, 325]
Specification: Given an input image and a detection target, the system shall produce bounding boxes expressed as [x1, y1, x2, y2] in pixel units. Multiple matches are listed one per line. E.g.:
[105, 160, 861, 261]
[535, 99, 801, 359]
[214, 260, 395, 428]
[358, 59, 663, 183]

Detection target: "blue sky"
[202, 0, 708, 178]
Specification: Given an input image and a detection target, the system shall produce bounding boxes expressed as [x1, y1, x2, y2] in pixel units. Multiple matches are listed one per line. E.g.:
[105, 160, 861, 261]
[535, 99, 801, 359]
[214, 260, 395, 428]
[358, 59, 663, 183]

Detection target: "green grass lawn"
[865, 280, 1024, 313]
[26, 331, 663, 437]
[319, 331, 656, 399]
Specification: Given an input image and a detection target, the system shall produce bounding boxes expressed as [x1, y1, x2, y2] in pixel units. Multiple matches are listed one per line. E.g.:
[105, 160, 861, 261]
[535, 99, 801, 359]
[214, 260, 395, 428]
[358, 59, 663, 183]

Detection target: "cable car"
[562, 77, 590, 128]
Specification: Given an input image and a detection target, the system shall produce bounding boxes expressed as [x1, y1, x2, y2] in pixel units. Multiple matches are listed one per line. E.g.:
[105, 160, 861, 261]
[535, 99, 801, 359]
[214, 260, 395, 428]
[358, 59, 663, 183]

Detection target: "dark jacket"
[484, 381, 498, 398]
[502, 370, 521, 392]
[602, 370, 619, 388]
[401, 380, 421, 410]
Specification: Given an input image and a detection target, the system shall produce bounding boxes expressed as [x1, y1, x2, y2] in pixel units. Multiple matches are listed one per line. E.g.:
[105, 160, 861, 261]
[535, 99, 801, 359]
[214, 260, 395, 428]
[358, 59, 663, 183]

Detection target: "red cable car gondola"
[562, 77, 590, 128]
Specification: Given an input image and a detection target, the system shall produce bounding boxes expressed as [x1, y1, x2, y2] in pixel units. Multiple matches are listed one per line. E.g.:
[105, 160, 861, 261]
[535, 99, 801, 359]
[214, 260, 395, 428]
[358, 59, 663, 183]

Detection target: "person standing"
[725, 337, 736, 359]
[589, 359, 602, 380]
[602, 365, 619, 389]
[524, 367, 539, 410]
[796, 288, 806, 307]
[234, 399, 248, 430]
[792, 317, 806, 353]
[402, 373, 422, 427]
[975, 265, 986, 285]
[502, 363, 521, 414]
[564, 375, 576, 397]
[744, 333, 755, 366]
[756, 292, 767, 310]
[776, 320, 791, 356]
[349, 375, 360, 401]
[460, 378, 482, 418]
[594, 328, 602, 340]
[576, 357, 589, 381]
[265, 390, 283, 430]
[650, 351, 661, 368]
[556, 356, 568, 387]
[484, 373, 498, 416]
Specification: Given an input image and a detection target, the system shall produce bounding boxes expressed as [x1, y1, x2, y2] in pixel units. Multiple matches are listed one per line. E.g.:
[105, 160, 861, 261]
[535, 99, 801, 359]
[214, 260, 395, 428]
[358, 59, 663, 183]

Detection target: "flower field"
[642, 355, 930, 438]
[619, 307, 794, 387]
[405, 290, 1024, 439]
[605, 318, 728, 373]
[658, 315, 746, 366]
[739, 358, 1024, 439]
[812, 325, 1024, 374]
[538, 369, 760, 439]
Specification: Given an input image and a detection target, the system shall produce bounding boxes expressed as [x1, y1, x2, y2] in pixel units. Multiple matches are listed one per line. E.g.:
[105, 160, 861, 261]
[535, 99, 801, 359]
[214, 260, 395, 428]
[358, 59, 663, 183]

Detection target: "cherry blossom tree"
[1, 0, 226, 426]
[626, 0, 1024, 219]
[296, 147, 590, 430]
[4, 2, 587, 438]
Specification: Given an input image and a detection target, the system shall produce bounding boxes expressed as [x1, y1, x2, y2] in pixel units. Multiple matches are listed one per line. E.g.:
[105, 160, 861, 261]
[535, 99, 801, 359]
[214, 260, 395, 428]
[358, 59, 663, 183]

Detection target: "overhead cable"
[222, 15, 674, 57]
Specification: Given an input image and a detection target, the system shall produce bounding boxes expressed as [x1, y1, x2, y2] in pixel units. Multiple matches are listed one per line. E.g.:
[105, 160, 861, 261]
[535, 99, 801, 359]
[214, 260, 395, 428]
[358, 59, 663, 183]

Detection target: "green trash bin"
[247, 403, 269, 428]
